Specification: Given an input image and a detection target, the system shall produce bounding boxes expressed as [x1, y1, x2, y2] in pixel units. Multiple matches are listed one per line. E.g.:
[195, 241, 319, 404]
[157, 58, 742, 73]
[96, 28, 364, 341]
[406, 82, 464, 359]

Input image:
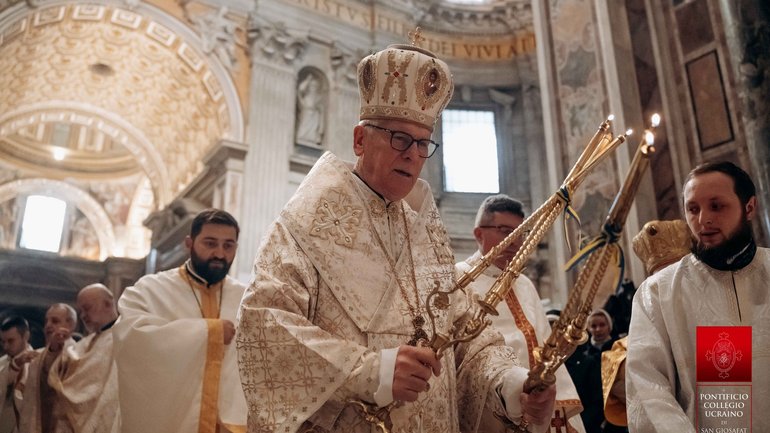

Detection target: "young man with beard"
[114, 209, 247, 433]
[626, 161, 769, 432]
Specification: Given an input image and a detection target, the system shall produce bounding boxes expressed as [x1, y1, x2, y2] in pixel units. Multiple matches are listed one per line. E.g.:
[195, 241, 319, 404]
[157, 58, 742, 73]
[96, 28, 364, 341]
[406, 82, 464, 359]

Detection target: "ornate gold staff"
[425, 117, 631, 357]
[523, 113, 660, 401]
[347, 116, 628, 433]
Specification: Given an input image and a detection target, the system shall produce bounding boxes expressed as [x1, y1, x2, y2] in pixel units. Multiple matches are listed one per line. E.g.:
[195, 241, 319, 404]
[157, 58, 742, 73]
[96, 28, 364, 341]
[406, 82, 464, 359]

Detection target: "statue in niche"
[66, 215, 100, 260]
[295, 73, 326, 147]
[191, 6, 239, 70]
[0, 199, 19, 250]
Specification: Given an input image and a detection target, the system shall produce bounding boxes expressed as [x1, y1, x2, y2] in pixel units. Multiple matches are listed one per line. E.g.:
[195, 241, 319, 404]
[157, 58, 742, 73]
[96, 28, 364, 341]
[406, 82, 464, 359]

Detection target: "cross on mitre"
[409, 27, 426, 47]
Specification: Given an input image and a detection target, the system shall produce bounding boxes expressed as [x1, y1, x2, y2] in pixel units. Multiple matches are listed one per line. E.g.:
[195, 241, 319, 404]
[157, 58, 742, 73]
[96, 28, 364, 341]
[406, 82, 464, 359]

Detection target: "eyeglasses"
[477, 225, 518, 236]
[364, 124, 440, 158]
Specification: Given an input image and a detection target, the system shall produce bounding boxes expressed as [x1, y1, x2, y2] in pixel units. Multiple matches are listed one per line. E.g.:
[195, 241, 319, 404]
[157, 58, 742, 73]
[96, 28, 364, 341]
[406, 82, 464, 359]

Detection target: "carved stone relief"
[186, 5, 243, 70]
[247, 13, 307, 66]
[330, 43, 363, 86]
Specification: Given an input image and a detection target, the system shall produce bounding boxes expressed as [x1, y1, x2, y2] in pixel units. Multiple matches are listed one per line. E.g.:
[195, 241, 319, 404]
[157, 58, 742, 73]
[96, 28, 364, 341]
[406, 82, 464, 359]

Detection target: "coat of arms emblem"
[706, 332, 743, 379]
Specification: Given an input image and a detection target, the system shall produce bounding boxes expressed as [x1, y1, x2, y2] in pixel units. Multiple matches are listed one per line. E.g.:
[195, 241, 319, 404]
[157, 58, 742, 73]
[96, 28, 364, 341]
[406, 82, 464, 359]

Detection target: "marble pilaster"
[236, 18, 307, 281]
[718, 0, 770, 243]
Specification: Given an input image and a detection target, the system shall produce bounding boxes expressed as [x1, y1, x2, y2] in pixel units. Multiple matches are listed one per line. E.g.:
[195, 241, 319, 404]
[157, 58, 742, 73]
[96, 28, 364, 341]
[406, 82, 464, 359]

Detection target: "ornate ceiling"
[0, 2, 239, 205]
[0, 1, 244, 261]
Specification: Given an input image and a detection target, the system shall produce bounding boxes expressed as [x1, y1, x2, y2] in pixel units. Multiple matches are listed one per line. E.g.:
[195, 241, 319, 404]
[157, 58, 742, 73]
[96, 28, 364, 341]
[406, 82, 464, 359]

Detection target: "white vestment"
[19, 342, 75, 433]
[48, 326, 120, 433]
[1, 346, 31, 433]
[114, 266, 248, 433]
[458, 252, 586, 433]
[237, 152, 530, 433]
[627, 249, 770, 432]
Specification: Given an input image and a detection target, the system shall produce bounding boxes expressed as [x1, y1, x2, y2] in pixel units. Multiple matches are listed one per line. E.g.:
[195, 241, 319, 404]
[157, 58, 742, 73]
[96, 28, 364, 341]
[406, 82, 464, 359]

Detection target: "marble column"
[236, 19, 307, 281]
[531, 0, 569, 308]
[718, 0, 770, 243]
[594, 0, 656, 286]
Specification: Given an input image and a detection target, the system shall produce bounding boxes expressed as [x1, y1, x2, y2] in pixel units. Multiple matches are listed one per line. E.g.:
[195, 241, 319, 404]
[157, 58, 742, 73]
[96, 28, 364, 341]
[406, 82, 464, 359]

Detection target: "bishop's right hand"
[222, 319, 235, 345]
[392, 345, 441, 402]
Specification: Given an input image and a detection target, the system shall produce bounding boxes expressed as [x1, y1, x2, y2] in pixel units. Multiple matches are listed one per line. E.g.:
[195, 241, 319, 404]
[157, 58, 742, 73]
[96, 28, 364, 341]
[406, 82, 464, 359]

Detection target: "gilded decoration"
[0, 4, 236, 201]
[358, 57, 376, 103]
[309, 188, 363, 248]
[415, 59, 449, 112]
[382, 50, 414, 106]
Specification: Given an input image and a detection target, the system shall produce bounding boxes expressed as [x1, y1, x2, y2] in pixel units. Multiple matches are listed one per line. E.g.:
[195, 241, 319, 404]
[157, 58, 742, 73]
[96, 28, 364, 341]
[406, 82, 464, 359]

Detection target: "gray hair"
[474, 194, 526, 227]
[48, 303, 78, 325]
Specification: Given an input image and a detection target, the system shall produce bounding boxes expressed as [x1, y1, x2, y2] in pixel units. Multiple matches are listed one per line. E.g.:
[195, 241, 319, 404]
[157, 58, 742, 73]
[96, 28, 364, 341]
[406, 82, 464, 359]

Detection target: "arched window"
[18, 195, 67, 253]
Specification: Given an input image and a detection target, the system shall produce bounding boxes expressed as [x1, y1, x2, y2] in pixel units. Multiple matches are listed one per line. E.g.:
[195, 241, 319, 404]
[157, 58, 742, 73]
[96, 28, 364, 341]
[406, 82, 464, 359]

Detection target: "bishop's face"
[352, 119, 431, 202]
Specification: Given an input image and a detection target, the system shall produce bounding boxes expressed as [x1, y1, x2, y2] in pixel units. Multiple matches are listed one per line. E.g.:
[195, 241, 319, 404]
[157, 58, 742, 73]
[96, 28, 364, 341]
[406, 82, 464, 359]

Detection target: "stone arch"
[0, 178, 117, 259]
[0, 101, 170, 205]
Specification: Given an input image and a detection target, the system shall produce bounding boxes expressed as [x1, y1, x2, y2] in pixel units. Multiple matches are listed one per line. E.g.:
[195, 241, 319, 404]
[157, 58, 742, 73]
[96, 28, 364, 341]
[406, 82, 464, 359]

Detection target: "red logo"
[696, 326, 751, 382]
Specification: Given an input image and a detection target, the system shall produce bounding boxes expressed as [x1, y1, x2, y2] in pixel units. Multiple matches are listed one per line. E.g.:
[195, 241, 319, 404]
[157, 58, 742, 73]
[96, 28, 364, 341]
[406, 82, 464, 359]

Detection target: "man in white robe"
[114, 209, 247, 433]
[237, 43, 556, 433]
[46, 283, 120, 433]
[19, 304, 77, 433]
[457, 195, 585, 433]
[1, 316, 32, 433]
[627, 161, 769, 432]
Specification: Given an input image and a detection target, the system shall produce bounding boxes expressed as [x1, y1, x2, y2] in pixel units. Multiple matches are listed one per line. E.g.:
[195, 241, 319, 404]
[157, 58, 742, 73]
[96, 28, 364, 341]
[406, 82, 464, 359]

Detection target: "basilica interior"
[0, 0, 767, 348]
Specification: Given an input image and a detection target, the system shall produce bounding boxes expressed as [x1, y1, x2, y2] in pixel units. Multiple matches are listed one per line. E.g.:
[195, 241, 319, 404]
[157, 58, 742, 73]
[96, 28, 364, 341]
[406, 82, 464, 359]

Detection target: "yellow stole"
[179, 265, 230, 433]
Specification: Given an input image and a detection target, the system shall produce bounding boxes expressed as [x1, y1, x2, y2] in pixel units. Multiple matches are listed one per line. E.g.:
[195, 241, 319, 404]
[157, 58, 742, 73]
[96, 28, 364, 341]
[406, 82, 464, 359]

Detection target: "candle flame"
[607, 114, 615, 121]
[625, 129, 633, 136]
[651, 113, 661, 128]
[645, 130, 655, 145]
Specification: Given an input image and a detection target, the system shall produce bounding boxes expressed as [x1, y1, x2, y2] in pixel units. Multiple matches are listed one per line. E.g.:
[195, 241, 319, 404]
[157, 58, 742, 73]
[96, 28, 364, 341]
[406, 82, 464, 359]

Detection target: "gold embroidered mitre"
[357, 41, 454, 131]
[632, 219, 692, 274]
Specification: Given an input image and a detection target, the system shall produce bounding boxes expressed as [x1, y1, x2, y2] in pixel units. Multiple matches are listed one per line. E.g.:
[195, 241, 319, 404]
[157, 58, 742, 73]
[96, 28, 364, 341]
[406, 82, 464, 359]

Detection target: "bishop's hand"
[392, 345, 441, 402]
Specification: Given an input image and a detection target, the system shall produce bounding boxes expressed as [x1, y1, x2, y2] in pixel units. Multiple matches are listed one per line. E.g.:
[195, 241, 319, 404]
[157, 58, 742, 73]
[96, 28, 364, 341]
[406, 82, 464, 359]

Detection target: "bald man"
[47, 284, 121, 433]
[19, 303, 77, 433]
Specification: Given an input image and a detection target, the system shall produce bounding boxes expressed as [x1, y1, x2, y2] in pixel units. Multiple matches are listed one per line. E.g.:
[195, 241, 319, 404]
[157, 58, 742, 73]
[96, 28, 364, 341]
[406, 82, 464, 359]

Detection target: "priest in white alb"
[627, 162, 770, 432]
[47, 283, 120, 433]
[113, 209, 248, 433]
[457, 194, 585, 433]
[18, 304, 77, 433]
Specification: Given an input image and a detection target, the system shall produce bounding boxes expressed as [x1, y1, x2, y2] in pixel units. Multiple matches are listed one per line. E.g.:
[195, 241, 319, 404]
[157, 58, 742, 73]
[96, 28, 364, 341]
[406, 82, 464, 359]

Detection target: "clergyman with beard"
[625, 161, 769, 432]
[113, 209, 248, 433]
